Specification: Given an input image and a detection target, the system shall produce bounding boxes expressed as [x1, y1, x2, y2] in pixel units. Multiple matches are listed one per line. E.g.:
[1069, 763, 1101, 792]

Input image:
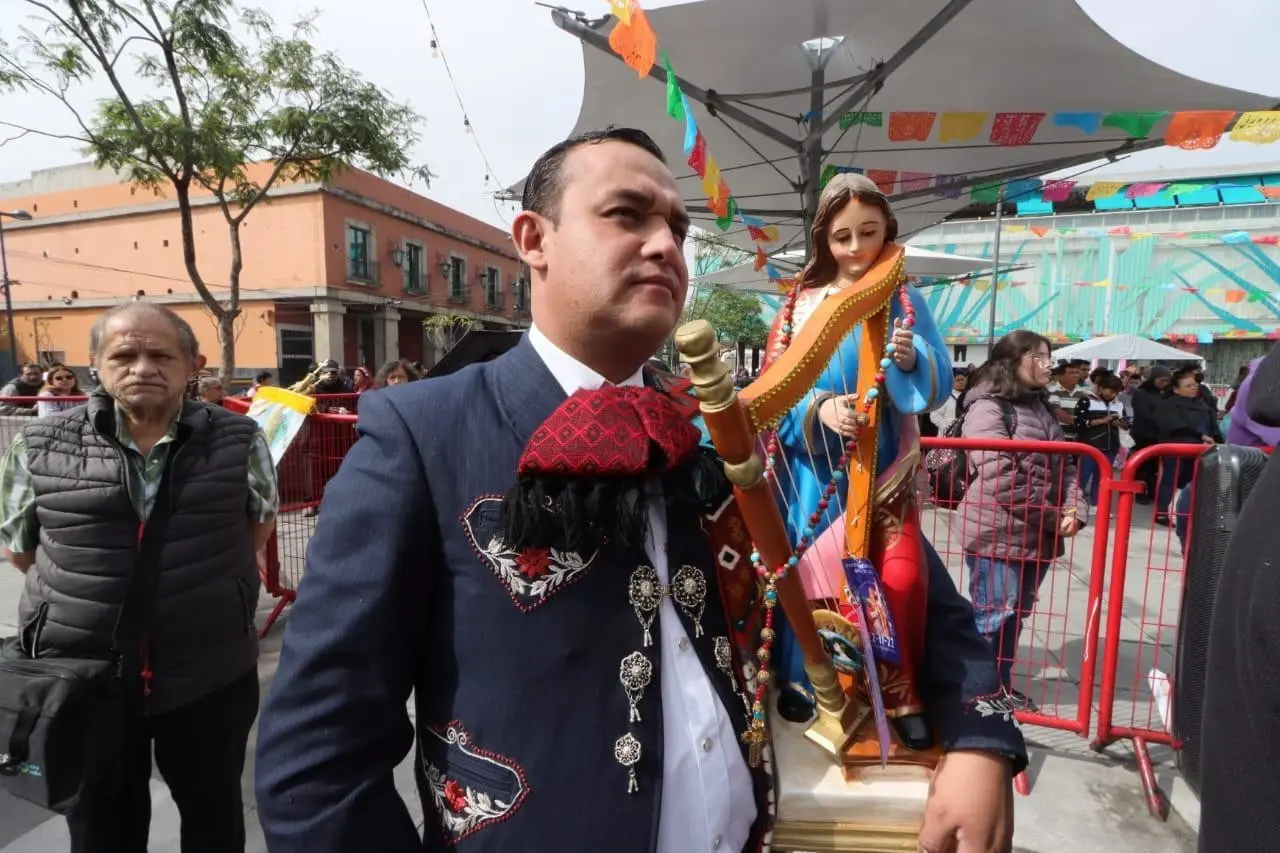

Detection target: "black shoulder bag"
[925, 394, 1017, 509]
[0, 465, 175, 814]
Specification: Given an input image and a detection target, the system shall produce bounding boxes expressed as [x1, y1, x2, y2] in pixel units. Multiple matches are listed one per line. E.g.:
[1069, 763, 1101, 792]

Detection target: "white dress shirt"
[528, 326, 756, 853]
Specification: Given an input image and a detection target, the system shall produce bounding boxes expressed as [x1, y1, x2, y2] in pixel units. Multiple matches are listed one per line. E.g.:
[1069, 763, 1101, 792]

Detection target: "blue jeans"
[1156, 457, 1196, 514]
[1078, 447, 1119, 506]
[966, 555, 1051, 689]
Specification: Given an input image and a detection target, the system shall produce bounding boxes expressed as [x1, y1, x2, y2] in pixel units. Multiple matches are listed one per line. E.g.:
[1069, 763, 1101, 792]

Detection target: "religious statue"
[761, 172, 953, 753]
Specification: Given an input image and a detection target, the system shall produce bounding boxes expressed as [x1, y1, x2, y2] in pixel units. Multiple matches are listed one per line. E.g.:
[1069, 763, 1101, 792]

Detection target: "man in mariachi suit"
[255, 128, 1026, 853]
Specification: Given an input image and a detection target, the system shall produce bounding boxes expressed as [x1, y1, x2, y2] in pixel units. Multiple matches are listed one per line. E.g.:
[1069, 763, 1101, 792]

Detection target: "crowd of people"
[0, 125, 1276, 853]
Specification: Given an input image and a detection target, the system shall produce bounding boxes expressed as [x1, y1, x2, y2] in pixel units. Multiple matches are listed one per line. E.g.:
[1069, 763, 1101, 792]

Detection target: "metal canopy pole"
[806, 0, 977, 140]
[801, 68, 824, 259]
[985, 188, 1005, 351]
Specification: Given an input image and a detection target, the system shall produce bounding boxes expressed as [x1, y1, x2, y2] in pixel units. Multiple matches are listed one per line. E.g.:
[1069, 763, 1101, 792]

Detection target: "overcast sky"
[1, 0, 1277, 228]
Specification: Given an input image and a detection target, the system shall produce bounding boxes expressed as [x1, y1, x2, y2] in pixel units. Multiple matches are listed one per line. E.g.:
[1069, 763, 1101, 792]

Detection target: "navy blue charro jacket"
[254, 336, 1026, 853]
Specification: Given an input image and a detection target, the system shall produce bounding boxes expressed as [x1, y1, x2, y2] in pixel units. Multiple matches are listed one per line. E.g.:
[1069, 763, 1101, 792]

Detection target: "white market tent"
[539, 0, 1275, 257]
[1052, 334, 1204, 363]
[693, 245, 1007, 293]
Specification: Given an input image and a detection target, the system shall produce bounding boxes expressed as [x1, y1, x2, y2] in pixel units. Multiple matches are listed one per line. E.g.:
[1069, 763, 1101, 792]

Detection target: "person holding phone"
[1073, 373, 1127, 506]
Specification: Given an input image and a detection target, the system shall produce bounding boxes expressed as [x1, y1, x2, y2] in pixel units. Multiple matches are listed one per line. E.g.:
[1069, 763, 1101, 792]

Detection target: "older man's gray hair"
[89, 302, 201, 361]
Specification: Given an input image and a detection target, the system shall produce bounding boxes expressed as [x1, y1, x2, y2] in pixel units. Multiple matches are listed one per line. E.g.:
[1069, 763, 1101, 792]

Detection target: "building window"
[347, 225, 376, 283]
[953, 344, 968, 363]
[448, 255, 468, 302]
[403, 243, 425, 293]
[513, 276, 528, 313]
[484, 266, 503, 309]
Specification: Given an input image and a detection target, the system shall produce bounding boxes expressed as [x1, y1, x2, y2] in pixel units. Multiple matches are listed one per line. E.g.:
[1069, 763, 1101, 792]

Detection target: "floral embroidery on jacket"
[462, 495, 598, 612]
[968, 689, 1021, 726]
[419, 721, 531, 844]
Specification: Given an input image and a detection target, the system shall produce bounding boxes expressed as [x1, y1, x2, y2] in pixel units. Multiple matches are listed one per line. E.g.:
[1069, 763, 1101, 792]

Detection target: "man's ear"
[192, 354, 208, 376]
[511, 211, 550, 274]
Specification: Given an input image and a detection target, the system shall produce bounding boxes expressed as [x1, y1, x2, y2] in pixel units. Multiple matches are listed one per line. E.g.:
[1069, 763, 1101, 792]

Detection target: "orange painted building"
[0, 162, 530, 384]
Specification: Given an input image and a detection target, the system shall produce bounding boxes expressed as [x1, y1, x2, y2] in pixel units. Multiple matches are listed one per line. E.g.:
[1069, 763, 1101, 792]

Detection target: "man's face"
[525, 140, 690, 351]
[954, 373, 968, 392]
[19, 365, 41, 385]
[202, 382, 224, 404]
[95, 310, 198, 418]
[319, 369, 339, 385]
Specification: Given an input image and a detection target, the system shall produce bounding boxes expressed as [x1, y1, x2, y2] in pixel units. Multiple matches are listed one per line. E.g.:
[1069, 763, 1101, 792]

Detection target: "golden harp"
[675, 242, 940, 778]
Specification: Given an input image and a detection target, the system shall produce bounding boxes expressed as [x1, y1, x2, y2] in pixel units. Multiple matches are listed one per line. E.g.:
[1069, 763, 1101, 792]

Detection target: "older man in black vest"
[0, 302, 278, 853]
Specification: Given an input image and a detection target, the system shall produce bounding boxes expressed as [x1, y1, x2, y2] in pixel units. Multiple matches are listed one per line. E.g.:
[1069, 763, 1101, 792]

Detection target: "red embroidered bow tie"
[518, 385, 701, 477]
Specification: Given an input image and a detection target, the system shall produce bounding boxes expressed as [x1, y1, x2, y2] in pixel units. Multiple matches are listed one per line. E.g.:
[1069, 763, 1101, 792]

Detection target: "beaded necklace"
[740, 274, 914, 755]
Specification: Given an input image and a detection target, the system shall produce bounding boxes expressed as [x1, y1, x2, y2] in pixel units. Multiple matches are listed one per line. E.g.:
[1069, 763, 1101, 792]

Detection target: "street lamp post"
[0, 210, 33, 381]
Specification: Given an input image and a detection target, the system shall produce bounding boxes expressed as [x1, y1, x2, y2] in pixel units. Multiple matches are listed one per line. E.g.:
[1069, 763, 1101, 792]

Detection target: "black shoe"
[1006, 689, 1040, 714]
[776, 691, 815, 724]
[891, 713, 934, 750]
[1154, 513, 1171, 527]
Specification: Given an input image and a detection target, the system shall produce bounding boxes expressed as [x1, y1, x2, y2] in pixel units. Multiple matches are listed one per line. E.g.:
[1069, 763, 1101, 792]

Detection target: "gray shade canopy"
[537, 0, 1273, 254]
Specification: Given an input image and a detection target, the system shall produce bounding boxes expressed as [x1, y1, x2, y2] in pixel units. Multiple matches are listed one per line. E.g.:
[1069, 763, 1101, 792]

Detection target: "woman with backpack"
[956, 330, 1088, 709]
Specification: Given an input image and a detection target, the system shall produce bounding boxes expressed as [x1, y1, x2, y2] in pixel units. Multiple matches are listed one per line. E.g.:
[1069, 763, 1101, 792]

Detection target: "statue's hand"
[890, 318, 917, 372]
[817, 393, 860, 437]
[918, 750, 1014, 853]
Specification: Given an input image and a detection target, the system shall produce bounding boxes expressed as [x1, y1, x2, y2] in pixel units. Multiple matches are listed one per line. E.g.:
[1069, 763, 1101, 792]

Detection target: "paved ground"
[0, 500, 1202, 851]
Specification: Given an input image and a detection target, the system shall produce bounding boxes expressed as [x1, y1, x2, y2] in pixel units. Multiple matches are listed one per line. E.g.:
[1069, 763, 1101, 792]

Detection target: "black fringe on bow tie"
[497, 446, 733, 555]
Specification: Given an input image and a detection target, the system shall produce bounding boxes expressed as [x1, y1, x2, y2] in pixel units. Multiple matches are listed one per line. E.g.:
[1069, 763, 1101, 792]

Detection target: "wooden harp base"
[803, 695, 867, 759]
[841, 719, 944, 783]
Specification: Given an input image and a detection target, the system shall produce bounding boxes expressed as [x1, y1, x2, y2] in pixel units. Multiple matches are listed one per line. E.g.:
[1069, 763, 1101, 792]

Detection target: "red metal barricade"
[920, 436, 1114, 797]
[1092, 443, 1208, 819]
[255, 410, 358, 637]
[310, 393, 360, 413]
[0, 395, 89, 438]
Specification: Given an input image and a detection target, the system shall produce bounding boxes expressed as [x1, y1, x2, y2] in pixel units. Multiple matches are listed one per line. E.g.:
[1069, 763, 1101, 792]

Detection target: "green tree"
[691, 229, 749, 278]
[682, 284, 768, 348]
[0, 0, 430, 382]
[422, 313, 476, 354]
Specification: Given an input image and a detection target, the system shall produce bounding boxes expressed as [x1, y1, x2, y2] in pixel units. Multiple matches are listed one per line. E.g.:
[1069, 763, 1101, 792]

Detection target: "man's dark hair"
[255, 371, 273, 383]
[89, 302, 200, 361]
[1173, 366, 1200, 388]
[19, 362, 39, 370]
[521, 127, 666, 222]
[1096, 373, 1124, 393]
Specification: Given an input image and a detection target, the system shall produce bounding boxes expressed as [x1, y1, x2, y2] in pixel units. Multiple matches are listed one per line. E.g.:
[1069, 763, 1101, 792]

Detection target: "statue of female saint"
[761, 173, 953, 750]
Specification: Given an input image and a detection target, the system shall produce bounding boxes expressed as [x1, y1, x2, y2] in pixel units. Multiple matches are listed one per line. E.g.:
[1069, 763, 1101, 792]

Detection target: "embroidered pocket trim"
[419, 720, 532, 844]
[461, 494, 599, 613]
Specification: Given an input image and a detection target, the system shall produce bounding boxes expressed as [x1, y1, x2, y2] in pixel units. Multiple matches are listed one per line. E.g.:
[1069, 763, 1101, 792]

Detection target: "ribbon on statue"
[844, 557, 894, 766]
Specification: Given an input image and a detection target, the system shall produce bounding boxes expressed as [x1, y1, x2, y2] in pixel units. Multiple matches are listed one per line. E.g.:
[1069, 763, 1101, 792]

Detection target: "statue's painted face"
[826, 197, 889, 283]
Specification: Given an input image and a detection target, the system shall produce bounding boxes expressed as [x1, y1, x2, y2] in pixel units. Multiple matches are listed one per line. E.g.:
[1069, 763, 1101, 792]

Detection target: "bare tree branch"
[55, 0, 179, 181]
[0, 126, 33, 146]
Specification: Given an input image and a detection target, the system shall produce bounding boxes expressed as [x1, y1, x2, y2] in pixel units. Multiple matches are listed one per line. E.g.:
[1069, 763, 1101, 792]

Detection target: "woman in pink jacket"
[957, 330, 1089, 709]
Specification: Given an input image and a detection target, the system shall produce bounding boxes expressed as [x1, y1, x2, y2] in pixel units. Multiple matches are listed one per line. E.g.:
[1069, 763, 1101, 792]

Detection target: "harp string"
[766, 305, 863, 610]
